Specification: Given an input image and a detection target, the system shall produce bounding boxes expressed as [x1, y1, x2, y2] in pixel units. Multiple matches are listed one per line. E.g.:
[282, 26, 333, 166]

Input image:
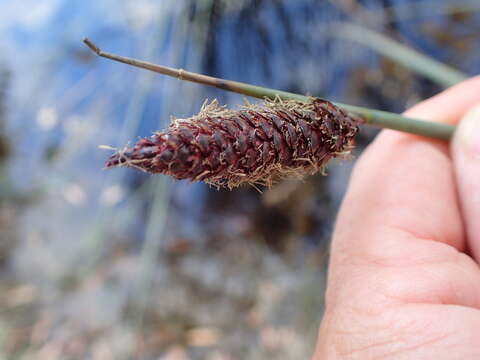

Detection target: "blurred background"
[1, 0, 479, 359]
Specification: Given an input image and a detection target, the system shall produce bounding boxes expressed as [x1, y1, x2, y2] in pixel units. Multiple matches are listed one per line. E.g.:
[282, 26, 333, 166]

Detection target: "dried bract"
[105, 98, 361, 188]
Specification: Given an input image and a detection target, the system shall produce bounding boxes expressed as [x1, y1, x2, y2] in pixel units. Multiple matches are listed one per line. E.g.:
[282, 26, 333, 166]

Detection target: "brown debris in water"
[104, 98, 361, 188]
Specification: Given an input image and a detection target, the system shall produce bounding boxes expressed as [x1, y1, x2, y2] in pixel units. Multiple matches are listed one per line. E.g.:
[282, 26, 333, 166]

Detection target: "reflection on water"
[1, 0, 479, 358]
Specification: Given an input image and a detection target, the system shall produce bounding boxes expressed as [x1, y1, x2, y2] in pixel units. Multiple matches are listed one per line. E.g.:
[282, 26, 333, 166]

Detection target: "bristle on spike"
[98, 145, 118, 151]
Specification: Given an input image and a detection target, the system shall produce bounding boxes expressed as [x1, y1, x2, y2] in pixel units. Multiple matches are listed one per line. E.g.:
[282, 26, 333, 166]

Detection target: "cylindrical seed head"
[105, 98, 361, 188]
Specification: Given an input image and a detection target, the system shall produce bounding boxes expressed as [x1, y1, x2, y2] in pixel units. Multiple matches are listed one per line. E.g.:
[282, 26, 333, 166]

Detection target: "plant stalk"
[83, 38, 455, 141]
[330, 22, 468, 88]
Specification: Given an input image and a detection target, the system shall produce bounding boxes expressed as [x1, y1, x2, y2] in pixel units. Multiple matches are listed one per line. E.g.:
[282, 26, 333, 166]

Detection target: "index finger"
[327, 76, 480, 304]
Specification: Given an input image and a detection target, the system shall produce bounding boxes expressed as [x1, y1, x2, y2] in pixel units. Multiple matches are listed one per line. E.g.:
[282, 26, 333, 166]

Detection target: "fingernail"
[453, 104, 480, 158]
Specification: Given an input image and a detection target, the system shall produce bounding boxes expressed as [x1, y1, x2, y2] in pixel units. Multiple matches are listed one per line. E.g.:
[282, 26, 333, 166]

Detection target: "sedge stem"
[83, 38, 455, 141]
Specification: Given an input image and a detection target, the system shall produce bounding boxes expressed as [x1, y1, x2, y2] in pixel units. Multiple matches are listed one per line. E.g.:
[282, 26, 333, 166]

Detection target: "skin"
[313, 76, 480, 359]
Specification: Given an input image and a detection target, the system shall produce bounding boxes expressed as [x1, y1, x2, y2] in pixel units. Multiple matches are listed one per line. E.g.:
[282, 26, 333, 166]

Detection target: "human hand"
[313, 77, 480, 359]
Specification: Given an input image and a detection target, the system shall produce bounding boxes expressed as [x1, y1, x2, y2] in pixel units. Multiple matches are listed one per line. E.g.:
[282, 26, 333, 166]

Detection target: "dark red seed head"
[104, 98, 361, 188]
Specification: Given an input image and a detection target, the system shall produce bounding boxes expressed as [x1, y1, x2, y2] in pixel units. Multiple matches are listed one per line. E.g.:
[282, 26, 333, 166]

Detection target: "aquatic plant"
[84, 39, 456, 187]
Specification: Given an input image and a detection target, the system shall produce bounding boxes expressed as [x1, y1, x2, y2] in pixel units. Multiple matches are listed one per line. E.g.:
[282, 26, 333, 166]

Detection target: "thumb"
[452, 104, 480, 261]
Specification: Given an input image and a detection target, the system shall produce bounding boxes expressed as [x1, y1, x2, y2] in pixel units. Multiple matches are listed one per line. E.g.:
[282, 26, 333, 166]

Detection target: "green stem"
[330, 22, 468, 88]
[83, 38, 456, 141]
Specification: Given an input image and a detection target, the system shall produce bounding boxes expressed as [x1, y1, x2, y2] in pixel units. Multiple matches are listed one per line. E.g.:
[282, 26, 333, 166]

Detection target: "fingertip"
[451, 103, 480, 261]
[452, 104, 480, 158]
